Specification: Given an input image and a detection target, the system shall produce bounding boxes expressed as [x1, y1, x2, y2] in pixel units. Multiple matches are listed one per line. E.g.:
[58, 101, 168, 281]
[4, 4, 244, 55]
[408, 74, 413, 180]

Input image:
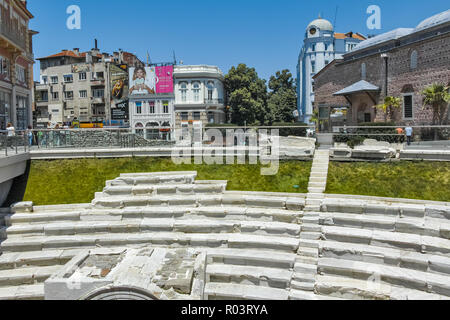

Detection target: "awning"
[333, 80, 380, 96]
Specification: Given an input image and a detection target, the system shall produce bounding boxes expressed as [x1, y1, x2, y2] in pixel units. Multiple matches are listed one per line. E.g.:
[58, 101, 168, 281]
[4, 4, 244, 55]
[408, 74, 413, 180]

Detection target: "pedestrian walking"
[26, 125, 34, 146]
[6, 122, 15, 149]
[405, 124, 413, 146]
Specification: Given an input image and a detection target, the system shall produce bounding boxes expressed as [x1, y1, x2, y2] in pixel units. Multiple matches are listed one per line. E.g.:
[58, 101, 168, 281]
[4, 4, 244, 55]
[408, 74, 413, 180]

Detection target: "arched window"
[324, 44, 328, 51]
[192, 82, 200, 102]
[135, 122, 144, 137]
[207, 81, 214, 102]
[361, 63, 366, 80]
[410, 50, 418, 70]
[180, 82, 187, 102]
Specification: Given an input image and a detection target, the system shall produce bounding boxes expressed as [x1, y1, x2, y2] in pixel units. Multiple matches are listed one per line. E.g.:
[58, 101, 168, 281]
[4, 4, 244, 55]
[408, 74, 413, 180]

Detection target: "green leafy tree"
[225, 64, 268, 125]
[422, 83, 450, 140]
[422, 83, 450, 126]
[375, 96, 401, 122]
[267, 70, 297, 124]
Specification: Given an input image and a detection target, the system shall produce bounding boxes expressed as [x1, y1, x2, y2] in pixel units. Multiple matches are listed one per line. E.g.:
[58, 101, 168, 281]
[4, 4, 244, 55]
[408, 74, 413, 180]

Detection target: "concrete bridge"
[0, 152, 31, 207]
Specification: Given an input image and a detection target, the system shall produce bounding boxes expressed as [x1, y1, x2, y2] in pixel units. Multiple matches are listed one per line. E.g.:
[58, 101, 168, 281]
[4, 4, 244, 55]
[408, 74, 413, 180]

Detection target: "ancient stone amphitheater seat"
[0, 172, 448, 300]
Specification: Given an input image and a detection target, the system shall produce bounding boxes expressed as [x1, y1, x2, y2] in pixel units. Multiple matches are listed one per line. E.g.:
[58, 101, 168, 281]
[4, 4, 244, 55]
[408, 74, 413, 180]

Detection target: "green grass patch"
[326, 161, 450, 202]
[24, 158, 312, 205]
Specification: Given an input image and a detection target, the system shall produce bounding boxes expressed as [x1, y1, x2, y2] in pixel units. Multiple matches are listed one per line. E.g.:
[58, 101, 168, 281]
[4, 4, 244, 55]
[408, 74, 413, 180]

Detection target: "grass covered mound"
[326, 161, 450, 202]
[24, 158, 312, 205]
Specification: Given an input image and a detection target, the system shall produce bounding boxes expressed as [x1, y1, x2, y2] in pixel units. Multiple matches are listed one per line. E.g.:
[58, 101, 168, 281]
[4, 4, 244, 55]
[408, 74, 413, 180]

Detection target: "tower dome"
[307, 15, 334, 32]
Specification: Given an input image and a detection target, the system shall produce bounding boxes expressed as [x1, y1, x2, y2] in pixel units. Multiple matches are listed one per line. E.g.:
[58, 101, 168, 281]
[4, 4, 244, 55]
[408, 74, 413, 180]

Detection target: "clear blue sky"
[29, 0, 449, 82]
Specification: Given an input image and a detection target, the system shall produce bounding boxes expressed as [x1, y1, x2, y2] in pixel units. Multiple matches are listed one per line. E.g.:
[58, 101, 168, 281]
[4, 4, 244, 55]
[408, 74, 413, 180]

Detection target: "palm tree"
[422, 83, 450, 140]
[375, 96, 401, 122]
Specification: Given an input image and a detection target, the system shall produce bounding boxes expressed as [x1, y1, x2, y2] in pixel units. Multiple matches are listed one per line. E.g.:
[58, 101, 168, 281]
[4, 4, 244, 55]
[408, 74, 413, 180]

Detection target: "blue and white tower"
[297, 15, 365, 124]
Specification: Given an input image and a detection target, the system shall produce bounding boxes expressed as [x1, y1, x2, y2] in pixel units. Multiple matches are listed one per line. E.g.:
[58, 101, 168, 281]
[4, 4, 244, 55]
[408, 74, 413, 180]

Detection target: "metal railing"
[332, 125, 450, 145]
[0, 130, 31, 157]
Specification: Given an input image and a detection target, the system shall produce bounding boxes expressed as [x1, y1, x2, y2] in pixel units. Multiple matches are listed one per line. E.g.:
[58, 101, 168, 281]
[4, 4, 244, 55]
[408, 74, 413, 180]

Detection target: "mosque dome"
[307, 15, 334, 32]
[415, 9, 450, 31]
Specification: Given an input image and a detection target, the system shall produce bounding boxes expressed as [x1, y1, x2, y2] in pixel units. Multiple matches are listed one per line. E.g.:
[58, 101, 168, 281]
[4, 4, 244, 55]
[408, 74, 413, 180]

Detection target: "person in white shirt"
[6, 122, 15, 149]
[405, 124, 413, 146]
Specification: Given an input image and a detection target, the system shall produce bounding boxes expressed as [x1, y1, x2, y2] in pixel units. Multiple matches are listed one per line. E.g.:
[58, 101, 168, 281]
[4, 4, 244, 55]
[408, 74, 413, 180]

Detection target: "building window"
[135, 122, 144, 137]
[51, 76, 58, 84]
[311, 61, 316, 74]
[51, 92, 59, 100]
[79, 72, 87, 81]
[63, 74, 73, 83]
[361, 63, 366, 80]
[193, 82, 200, 102]
[207, 81, 214, 101]
[15, 65, 26, 83]
[410, 50, 418, 70]
[403, 94, 414, 119]
[92, 89, 104, 98]
[163, 101, 169, 114]
[0, 57, 10, 78]
[79, 90, 87, 98]
[180, 82, 187, 102]
[181, 112, 189, 121]
[324, 44, 328, 51]
[311, 44, 316, 52]
[64, 91, 74, 100]
[193, 112, 201, 120]
[325, 60, 329, 66]
[136, 102, 142, 114]
[149, 101, 155, 114]
[42, 76, 48, 84]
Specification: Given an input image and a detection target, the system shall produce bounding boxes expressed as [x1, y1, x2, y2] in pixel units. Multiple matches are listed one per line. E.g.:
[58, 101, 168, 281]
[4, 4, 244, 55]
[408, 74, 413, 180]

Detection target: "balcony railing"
[205, 99, 224, 104]
[0, 20, 27, 51]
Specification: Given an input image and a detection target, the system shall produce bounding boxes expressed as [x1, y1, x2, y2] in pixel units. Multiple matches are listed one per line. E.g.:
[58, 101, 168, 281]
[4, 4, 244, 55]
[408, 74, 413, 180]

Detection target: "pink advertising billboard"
[129, 66, 174, 95]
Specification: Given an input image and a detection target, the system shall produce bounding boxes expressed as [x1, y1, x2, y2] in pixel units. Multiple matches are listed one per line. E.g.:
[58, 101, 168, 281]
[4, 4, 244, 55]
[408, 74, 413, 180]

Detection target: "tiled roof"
[37, 50, 103, 60]
[334, 32, 366, 40]
[333, 80, 380, 96]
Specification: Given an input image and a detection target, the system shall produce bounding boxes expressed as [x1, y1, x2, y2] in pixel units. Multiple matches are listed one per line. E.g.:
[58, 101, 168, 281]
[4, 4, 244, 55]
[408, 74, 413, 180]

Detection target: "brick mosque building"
[313, 9, 450, 132]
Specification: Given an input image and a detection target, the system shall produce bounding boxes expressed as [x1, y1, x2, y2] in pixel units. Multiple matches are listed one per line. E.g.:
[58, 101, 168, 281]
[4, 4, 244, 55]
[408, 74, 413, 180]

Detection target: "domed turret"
[307, 15, 334, 32]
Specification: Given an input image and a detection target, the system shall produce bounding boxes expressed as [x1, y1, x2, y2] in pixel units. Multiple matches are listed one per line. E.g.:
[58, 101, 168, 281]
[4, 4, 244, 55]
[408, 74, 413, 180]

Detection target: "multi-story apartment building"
[35, 45, 143, 128]
[0, 0, 36, 130]
[129, 64, 225, 141]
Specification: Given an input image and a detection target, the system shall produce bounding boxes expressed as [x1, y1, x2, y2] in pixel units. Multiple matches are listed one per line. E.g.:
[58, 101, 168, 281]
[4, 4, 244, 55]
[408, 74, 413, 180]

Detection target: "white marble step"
[204, 282, 289, 300]
[320, 212, 449, 238]
[206, 248, 296, 269]
[319, 240, 450, 275]
[322, 199, 450, 220]
[92, 194, 295, 210]
[206, 264, 293, 289]
[0, 265, 62, 287]
[0, 249, 83, 271]
[7, 206, 304, 227]
[289, 288, 344, 300]
[108, 172, 197, 186]
[101, 183, 227, 197]
[322, 226, 450, 255]
[0, 284, 44, 300]
[318, 257, 450, 296]
[1, 232, 300, 253]
[6, 218, 301, 238]
[315, 275, 450, 300]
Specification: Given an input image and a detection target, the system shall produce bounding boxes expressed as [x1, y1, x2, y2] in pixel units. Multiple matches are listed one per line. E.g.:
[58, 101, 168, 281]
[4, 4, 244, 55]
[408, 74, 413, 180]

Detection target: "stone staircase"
[0, 171, 323, 300]
[315, 197, 450, 299]
[1, 170, 449, 300]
